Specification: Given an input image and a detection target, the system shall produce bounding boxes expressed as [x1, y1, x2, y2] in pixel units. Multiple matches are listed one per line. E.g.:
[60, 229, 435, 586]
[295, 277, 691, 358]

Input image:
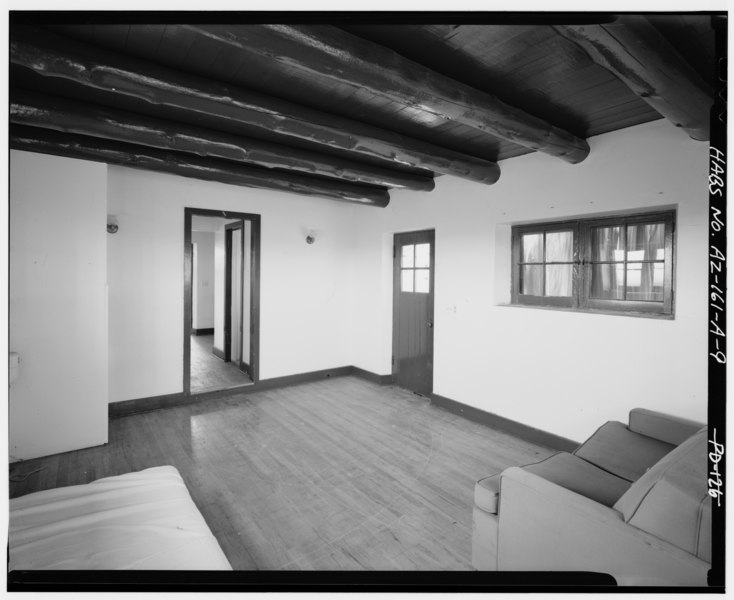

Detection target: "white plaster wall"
[107, 167, 354, 402]
[11, 119, 708, 449]
[192, 231, 215, 330]
[9, 151, 109, 460]
[347, 120, 709, 442]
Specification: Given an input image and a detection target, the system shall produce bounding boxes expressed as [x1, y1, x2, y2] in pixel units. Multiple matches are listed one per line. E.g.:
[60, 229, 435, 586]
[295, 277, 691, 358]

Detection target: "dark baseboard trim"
[109, 384, 262, 417]
[192, 328, 214, 336]
[430, 393, 578, 453]
[109, 391, 188, 417]
[212, 346, 225, 360]
[350, 366, 393, 386]
[110, 366, 360, 417]
[254, 366, 354, 392]
[240, 361, 250, 374]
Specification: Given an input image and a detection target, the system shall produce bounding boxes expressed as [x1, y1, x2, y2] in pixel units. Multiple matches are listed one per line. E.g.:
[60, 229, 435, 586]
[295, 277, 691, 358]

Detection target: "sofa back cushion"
[629, 408, 704, 446]
[573, 421, 675, 482]
[613, 428, 711, 562]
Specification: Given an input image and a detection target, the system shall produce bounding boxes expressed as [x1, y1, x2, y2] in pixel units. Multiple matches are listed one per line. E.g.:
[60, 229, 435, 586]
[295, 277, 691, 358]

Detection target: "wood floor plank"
[9, 376, 555, 570]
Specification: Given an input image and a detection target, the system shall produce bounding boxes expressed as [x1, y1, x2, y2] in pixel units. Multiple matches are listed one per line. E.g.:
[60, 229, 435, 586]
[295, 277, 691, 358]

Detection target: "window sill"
[497, 302, 675, 320]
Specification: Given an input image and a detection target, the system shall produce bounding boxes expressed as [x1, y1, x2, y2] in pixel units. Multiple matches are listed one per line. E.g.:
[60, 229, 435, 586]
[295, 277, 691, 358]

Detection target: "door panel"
[393, 230, 435, 396]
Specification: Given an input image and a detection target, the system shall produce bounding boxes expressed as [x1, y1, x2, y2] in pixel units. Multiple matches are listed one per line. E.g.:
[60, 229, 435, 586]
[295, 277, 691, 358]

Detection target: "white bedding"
[9, 465, 232, 570]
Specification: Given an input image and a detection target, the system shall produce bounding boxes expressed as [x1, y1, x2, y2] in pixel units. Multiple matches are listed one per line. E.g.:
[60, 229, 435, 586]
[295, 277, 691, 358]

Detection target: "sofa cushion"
[573, 421, 676, 482]
[520, 452, 631, 507]
[475, 474, 502, 514]
[613, 427, 710, 560]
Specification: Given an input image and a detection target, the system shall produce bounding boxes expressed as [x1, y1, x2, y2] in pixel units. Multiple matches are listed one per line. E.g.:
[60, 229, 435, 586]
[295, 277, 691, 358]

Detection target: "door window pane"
[546, 231, 573, 262]
[415, 269, 430, 293]
[592, 226, 624, 262]
[401, 269, 414, 292]
[521, 233, 543, 263]
[545, 264, 573, 297]
[521, 265, 543, 296]
[401, 245, 414, 268]
[591, 264, 625, 299]
[415, 243, 430, 268]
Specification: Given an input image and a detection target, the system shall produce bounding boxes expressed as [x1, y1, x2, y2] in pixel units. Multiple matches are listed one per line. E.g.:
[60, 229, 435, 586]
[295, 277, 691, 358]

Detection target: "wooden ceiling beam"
[10, 28, 501, 185]
[11, 89, 434, 192]
[554, 17, 712, 141]
[10, 125, 390, 207]
[184, 24, 590, 164]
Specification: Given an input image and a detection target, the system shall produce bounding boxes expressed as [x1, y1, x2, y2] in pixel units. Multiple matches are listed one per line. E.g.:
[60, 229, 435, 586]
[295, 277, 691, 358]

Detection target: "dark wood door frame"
[224, 222, 241, 364]
[184, 208, 261, 396]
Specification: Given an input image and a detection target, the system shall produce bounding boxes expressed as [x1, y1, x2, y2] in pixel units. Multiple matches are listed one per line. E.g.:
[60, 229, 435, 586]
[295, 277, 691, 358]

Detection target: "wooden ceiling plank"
[10, 125, 391, 207]
[11, 27, 500, 185]
[183, 24, 590, 163]
[124, 25, 168, 58]
[11, 89, 435, 191]
[554, 16, 713, 141]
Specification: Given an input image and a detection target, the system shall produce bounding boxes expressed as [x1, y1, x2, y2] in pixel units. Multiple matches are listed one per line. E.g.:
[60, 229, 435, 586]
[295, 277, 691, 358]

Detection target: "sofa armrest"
[628, 409, 704, 446]
[496, 467, 710, 586]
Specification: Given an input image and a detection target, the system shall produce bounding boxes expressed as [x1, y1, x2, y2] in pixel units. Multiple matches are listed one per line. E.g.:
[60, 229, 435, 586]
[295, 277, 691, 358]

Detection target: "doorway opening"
[184, 208, 260, 395]
[392, 229, 435, 397]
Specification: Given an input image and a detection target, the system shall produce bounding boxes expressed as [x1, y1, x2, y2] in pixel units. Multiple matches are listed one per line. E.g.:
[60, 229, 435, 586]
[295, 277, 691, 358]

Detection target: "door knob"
[428, 321, 433, 328]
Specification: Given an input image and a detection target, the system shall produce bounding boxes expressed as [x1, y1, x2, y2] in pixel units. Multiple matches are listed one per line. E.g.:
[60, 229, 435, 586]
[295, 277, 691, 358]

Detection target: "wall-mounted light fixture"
[107, 215, 119, 234]
[302, 226, 318, 244]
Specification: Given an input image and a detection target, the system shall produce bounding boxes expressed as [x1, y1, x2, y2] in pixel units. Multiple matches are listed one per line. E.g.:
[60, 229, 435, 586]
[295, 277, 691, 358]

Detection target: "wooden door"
[392, 230, 435, 396]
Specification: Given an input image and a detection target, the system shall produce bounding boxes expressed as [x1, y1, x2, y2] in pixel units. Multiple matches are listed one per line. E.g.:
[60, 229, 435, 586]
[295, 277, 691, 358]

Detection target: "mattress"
[9, 465, 232, 570]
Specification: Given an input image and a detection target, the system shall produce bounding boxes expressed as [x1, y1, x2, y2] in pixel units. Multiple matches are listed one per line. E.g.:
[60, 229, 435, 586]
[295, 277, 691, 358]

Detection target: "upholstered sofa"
[472, 409, 710, 586]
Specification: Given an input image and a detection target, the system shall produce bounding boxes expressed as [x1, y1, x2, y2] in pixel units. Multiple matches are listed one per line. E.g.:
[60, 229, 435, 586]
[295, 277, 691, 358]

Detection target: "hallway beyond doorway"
[190, 334, 251, 393]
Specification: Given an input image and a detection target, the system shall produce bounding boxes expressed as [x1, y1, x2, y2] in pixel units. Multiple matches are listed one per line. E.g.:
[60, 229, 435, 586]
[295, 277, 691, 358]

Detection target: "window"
[512, 211, 674, 316]
[400, 242, 431, 293]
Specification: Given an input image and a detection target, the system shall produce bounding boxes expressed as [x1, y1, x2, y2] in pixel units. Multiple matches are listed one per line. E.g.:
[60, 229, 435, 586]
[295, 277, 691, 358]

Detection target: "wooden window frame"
[399, 242, 432, 295]
[512, 220, 580, 309]
[511, 210, 675, 317]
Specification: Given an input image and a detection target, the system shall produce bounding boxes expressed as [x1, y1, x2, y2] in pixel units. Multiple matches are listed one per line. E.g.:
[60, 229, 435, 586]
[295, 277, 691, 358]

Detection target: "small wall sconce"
[301, 226, 319, 245]
[107, 215, 119, 234]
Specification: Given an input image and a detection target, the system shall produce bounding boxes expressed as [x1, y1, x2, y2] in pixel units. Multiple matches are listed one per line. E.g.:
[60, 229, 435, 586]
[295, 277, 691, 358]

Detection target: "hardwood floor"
[9, 376, 555, 570]
[190, 333, 251, 393]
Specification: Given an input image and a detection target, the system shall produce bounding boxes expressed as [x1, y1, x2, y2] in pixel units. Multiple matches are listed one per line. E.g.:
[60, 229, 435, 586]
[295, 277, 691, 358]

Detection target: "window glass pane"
[545, 231, 573, 262]
[401, 245, 414, 268]
[626, 261, 642, 290]
[521, 233, 543, 263]
[401, 269, 414, 292]
[627, 223, 665, 261]
[653, 258, 665, 288]
[520, 265, 543, 296]
[415, 269, 430, 293]
[415, 243, 430, 268]
[545, 265, 573, 297]
[591, 263, 625, 299]
[592, 226, 624, 262]
[627, 263, 664, 301]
